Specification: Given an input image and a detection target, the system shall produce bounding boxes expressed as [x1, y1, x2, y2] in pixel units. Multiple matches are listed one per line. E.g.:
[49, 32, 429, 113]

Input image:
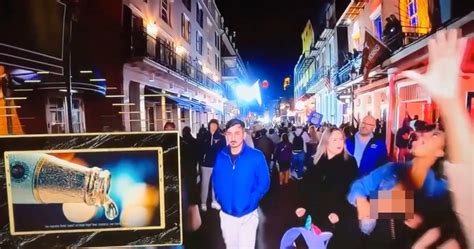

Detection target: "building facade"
[293, 1, 341, 126]
[0, 0, 247, 135]
[293, 0, 473, 156]
[333, 0, 473, 154]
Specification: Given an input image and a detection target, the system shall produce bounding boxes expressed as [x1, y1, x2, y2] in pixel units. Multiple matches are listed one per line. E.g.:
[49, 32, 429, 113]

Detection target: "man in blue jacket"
[346, 115, 388, 177]
[212, 118, 270, 249]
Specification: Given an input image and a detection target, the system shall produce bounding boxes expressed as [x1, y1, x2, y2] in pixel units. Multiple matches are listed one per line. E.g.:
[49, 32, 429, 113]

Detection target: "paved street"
[186, 171, 303, 249]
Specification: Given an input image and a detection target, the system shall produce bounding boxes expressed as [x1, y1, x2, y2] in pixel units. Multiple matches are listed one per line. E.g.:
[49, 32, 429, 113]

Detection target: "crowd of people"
[165, 30, 472, 249]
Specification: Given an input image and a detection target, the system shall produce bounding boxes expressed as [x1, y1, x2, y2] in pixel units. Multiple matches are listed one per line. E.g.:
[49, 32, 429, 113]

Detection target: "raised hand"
[295, 207, 306, 218]
[328, 213, 339, 224]
[401, 30, 467, 101]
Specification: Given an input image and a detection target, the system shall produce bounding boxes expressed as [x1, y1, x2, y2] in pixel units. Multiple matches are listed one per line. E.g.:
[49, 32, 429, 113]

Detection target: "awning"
[7, 68, 107, 95]
[144, 87, 217, 113]
[166, 94, 206, 111]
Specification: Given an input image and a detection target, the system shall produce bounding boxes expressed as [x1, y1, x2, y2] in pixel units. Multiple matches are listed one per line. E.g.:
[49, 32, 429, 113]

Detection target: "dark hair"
[343, 126, 352, 138]
[269, 128, 275, 134]
[226, 118, 245, 130]
[182, 126, 192, 137]
[164, 121, 176, 130]
[414, 120, 427, 131]
[208, 119, 219, 128]
[282, 133, 289, 143]
[262, 128, 268, 136]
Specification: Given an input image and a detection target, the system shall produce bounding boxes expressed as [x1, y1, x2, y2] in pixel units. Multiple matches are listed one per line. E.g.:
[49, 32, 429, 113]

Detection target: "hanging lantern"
[262, 80, 269, 89]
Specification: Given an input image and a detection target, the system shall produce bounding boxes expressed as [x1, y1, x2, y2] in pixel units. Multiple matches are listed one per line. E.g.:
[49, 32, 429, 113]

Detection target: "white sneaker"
[211, 202, 221, 210]
[200, 204, 207, 212]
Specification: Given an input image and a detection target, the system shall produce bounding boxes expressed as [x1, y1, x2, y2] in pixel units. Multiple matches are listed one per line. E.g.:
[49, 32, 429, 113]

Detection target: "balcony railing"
[295, 85, 308, 100]
[130, 30, 224, 97]
[306, 66, 326, 90]
[222, 54, 248, 80]
[223, 66, 238, 78]
[383, 25, 429, 52]
[336, 54, 362, 86]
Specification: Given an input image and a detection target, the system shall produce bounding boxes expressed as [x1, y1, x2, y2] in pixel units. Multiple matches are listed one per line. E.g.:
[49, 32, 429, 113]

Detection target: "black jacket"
[180, 135, 200, 204]
[253, 134, 274, 162]
[300, 153, 360, 249]
[396, 126, 412, 148]
[301, 153, 358, 228]
[198, 132, 226, 168]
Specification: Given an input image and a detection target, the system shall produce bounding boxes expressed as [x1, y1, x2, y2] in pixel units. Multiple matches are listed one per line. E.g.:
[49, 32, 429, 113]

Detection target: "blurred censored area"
[369, 190, 414, 219]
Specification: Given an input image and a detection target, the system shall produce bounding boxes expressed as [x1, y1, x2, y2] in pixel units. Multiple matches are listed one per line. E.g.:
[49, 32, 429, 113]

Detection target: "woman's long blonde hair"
[313, 127, 350, 165]
[308, 125, 319, 144]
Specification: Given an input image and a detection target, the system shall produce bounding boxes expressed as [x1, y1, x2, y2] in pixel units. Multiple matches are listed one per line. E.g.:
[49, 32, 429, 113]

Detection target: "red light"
[262, 80, 269, 88]
[461, 38, 474, 73]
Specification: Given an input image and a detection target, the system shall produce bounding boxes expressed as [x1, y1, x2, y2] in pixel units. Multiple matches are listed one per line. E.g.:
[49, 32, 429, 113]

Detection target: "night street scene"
[0, 0, 473, 248]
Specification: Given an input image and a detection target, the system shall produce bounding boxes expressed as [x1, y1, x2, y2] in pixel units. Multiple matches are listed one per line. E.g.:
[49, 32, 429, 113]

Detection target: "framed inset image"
[4, 147, 165, 235]
[0, 132, 181, 247]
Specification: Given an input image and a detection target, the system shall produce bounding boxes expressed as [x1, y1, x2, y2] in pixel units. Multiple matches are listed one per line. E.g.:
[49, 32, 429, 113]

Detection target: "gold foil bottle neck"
[84, 167, 118, 220]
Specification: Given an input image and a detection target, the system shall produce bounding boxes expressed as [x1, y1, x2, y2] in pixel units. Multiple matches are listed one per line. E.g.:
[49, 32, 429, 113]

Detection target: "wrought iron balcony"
[383, 25, 430, 53]
[336, 54, 362, 86]
[130, 30, 224, 97]
[306, 66, 326, 92]
[295, 85, 309, 100]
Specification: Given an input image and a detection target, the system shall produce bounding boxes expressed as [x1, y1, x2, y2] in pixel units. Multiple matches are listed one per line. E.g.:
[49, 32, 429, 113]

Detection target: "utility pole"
[63, 0, 74, 133]
[0, 73, 12, 134]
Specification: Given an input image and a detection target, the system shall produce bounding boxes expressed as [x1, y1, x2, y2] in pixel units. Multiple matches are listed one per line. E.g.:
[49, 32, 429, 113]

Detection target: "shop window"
[46, 97, 85, 133]
[181, 13, 191, 43]
[46, 97, 66, 134]
[196, 31, 203, 55]
[196, 2, 204, 28]
[182, 0, 191, 11]
[161, 0, 169, 24]
[71, 99, 85, 133]
[373, 15, 383, 40]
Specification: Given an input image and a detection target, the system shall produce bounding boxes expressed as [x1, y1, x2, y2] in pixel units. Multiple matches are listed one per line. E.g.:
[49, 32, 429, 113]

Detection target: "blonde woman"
[295, 127, 360, 249]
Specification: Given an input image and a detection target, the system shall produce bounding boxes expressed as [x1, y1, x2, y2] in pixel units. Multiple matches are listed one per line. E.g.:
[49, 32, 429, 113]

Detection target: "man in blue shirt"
[212, 119, 270, 248]
[346, 115, 388, 177]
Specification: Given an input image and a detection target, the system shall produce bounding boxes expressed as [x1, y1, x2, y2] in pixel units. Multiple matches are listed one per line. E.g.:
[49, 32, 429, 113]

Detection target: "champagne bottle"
[7, 153, 118, 220]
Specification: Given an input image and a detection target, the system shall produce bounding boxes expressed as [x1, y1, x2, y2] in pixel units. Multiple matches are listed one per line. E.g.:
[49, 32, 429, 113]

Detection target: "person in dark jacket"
[197, 124, 207, 141]
[212, 119, 270, 248]
[180, 126, 200, 206]
[253, 127, 274, 173]
[180, 126, 201, 241]
[274, 133, 293, 185]
[396, 118, 413, 163]
[296, 127, 360, 249]
[198, 119, 226, 211]
[346, 115, 388, 177]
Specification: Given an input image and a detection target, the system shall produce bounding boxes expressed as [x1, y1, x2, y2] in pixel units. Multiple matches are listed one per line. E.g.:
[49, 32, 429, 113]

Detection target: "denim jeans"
[292, 151, 305, 178]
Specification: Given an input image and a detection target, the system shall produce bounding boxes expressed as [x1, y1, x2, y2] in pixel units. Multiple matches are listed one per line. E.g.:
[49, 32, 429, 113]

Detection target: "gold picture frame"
[4, 147, 166, 236]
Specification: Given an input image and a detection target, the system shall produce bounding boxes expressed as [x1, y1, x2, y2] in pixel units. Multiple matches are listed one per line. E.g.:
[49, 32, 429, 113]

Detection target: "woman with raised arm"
[402, 29, 473, 249]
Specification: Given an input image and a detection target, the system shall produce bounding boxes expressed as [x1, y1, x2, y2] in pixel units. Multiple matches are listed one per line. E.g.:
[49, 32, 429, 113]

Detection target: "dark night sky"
[216, 0, 325, 110]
